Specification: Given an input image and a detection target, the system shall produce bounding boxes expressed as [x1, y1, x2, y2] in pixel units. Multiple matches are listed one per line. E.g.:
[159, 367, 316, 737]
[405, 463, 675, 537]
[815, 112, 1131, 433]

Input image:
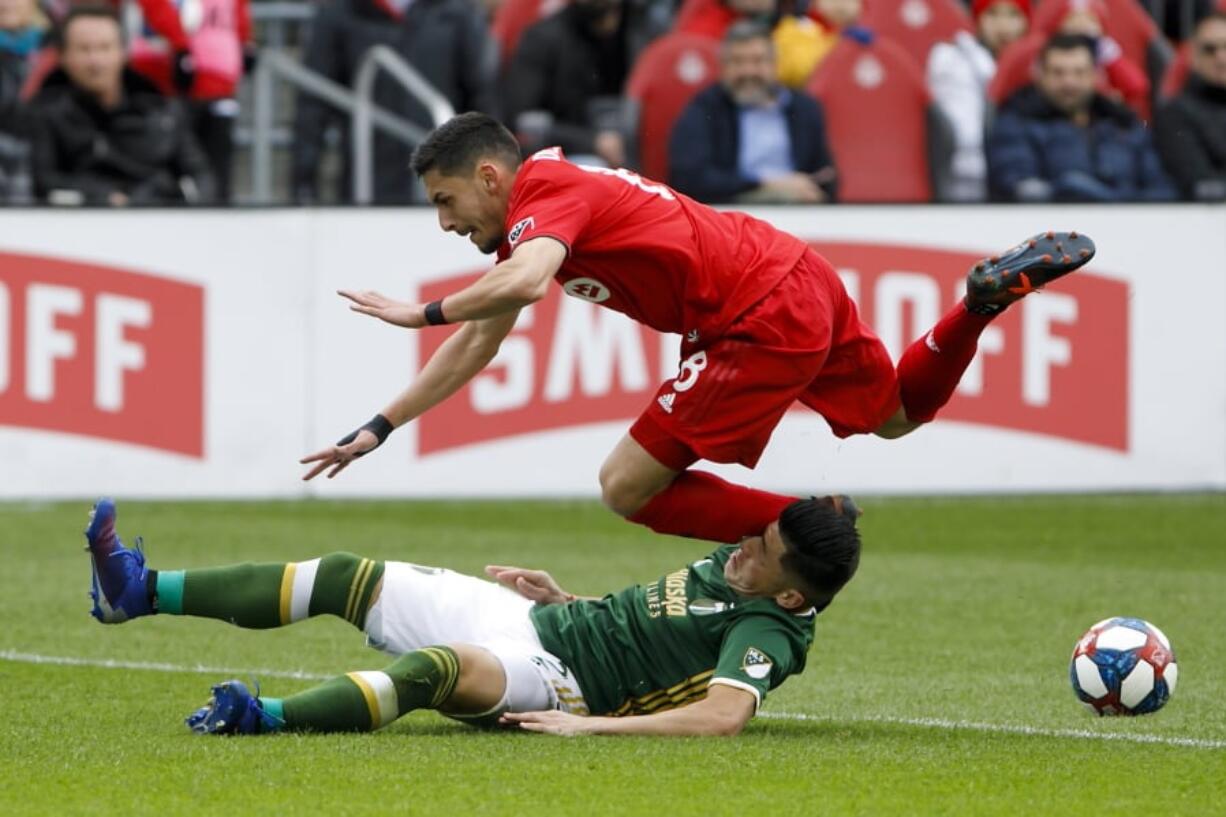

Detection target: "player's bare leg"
[873, 406, 921, 440]
[598, 434, 680, 518]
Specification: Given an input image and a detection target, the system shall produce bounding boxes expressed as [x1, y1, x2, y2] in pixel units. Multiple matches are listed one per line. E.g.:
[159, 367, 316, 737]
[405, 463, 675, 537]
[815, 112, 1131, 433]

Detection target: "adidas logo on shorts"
[657, 393, 676, 414]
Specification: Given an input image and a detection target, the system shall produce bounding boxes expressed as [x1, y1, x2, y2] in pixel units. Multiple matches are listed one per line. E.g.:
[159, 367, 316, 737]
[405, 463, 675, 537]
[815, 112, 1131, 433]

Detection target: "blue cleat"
[85, 498, 152, 623]
[186, 680, 282, 735]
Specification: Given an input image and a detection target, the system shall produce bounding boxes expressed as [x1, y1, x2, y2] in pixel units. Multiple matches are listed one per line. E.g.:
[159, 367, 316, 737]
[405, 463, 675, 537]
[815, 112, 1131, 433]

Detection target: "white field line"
[4, 649, 1224, 750]
[754, 711, 1226, 751]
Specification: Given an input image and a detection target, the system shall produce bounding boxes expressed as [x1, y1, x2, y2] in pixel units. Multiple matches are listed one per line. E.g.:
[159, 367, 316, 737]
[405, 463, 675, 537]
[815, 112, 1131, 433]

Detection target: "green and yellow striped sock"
[156, 552, 384, 629]
[270, 647, 461, 733]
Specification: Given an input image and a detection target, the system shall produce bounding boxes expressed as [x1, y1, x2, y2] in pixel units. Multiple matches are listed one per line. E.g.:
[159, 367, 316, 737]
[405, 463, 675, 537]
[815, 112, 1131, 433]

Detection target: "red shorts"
[630, 248, 900, 471]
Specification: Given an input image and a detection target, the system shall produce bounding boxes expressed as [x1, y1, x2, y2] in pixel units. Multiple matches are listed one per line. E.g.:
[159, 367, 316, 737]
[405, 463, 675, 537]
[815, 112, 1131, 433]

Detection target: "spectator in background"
[125, 0, 258, 203]
[773, 0, 861, 88]
[502, 0, 630, 168]
[1, 0, 48, 201]
[1155, 11, 1226, 200]
[27, 5, 213, 204]
[986, 34, 1174, 202]
[927, 0, 1030, 202]
[668, 21, 836, 203]
[293, 0, 497, 204]
[1050, 0, 1149, 117]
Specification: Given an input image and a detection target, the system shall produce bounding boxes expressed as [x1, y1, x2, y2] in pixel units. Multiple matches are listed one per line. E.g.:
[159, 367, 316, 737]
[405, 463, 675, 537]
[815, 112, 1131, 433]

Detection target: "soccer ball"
[1069, 617, 1178, 716]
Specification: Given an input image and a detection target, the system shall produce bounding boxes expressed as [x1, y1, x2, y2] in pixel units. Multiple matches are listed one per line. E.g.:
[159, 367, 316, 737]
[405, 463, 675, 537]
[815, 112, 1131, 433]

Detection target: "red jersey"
[495, 148, 807, 340]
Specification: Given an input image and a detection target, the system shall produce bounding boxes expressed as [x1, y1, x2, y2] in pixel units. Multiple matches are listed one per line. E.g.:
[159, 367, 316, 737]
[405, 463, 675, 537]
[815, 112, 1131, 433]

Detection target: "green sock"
[279, 647, 461, 733]
[157, 552, 384, 630]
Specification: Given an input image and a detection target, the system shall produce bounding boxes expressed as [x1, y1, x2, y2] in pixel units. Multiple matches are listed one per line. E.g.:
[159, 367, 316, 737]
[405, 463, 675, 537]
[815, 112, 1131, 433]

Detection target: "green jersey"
[530, 546, 817, 716]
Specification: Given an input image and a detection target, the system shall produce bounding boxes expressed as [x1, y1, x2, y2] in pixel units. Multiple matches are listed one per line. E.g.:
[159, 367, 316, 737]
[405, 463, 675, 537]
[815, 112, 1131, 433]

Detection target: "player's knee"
[312, 552, 383, 625]
[599, 468, 649, 517]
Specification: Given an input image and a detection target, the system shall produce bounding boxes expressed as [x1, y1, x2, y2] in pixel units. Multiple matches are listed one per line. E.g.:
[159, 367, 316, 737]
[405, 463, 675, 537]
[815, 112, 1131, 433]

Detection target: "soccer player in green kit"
[85, 495, 861, 737]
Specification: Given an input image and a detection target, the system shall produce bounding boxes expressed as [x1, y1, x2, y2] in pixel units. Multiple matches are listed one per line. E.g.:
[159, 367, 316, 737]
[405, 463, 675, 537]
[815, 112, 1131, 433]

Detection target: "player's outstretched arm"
[300, 311, 518, 480]
[435, 237, 567, 323]
[338, 238, 565, 330]
[502, 684, 756, 737]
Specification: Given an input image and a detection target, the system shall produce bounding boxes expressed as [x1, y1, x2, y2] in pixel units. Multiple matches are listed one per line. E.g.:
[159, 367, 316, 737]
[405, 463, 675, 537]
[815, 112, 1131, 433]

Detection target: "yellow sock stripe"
[349, 560, 380, 626]
[346, 671, 399, 729]
[346, 672, 381, 729]
[278, 563, 297, 626]
[343, 559, 373, 625]
[288, 557, 321, 623]
[420, 648, 460, 708]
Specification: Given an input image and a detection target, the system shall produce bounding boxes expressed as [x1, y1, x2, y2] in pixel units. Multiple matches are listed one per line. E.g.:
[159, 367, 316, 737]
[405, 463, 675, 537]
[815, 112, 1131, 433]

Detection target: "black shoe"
[965, 231, 1096, 315]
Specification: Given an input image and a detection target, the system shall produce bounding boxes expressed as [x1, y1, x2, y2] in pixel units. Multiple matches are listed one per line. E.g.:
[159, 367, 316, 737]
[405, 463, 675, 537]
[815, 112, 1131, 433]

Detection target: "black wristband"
[336, 414, 394, 455]
[424, 300, 448, 326]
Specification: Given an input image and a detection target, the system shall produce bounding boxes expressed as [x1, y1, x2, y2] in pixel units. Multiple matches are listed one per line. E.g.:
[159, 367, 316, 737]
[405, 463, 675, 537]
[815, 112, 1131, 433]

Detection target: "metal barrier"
[249, 50, 438, 204]
[351, 46, 456, 204]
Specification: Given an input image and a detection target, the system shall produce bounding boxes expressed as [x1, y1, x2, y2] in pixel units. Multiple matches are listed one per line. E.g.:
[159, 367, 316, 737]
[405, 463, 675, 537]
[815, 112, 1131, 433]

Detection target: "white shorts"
[363, 561, 589, 721]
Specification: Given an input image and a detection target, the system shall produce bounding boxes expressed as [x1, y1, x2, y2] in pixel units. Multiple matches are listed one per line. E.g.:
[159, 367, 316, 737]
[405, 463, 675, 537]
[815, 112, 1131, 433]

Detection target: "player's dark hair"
[59, 4, 124, 48]
[1040, 33, 1096, 65]
[410, 112, 523, 178]
[777, 497, 861, 609]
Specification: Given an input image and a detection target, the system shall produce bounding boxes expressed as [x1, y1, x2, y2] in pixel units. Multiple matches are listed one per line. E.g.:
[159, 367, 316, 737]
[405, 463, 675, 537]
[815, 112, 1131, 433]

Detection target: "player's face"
[724, 522, 797, 600]
[423, 163, 510, 255]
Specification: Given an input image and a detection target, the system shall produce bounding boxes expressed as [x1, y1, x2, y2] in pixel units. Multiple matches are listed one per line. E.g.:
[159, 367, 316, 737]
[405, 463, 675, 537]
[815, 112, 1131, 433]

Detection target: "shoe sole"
[84, 499, 133, 623]
[968, 231, 1096, 305]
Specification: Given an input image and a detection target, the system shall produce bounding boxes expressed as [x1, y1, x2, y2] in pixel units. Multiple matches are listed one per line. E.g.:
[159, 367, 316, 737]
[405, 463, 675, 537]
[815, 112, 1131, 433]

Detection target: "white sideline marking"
[755, 711, 1226, 750]
[0, 649, 331, 681]
[4, 649, 1223, 750]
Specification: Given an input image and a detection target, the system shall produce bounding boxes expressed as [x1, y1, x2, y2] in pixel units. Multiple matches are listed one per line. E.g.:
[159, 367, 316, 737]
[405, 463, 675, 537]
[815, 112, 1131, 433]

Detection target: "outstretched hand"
[500, 710, 594, 736]
[300, 429, 379, 481]
[339, 290, 426, 329]
[484, 565, 573, 605]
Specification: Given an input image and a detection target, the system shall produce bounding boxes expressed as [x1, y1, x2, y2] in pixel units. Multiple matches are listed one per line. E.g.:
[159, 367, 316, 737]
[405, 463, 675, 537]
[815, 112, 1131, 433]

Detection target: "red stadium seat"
[1160, 41, 1191, 98]
[492, 0, 569, 66]
[807, 34, 941, 202]
[624, 33, 721, 183]
[859, 0, 973, 71]
[674, 0, 727, 36]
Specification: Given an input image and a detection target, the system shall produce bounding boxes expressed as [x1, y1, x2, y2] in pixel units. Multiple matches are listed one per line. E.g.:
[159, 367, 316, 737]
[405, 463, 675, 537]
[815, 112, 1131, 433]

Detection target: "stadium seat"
[806, 33, 949, 202]
[492, 0, 569, 66]
[624, 33, 720, 183]
[859, 0, 973, 72]
[1160, 41, 1191, 97]
[673, 0, 729, 38]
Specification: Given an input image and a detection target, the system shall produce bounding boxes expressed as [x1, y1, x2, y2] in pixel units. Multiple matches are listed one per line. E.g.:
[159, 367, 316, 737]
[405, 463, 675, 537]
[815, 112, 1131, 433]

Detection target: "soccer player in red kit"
[301, 113, 1095, 544]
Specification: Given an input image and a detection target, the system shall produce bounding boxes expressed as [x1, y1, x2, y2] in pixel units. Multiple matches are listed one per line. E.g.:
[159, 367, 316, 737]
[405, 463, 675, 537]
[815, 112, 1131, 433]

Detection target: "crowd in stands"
[0, 0, 1223, 205]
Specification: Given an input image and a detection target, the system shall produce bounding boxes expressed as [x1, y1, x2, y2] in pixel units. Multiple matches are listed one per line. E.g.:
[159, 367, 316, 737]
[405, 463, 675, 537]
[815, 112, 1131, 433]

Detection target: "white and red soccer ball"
[1070, 617, 1178, 716]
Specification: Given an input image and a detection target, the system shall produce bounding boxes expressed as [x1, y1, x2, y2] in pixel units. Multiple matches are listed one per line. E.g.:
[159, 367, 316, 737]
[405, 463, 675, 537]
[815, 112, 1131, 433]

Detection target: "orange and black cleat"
[965, 231, 1096, 315]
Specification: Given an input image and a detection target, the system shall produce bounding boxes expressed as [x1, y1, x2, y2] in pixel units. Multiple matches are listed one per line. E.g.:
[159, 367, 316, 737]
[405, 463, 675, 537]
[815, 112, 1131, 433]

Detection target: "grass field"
[1, 495, 1224, 816]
